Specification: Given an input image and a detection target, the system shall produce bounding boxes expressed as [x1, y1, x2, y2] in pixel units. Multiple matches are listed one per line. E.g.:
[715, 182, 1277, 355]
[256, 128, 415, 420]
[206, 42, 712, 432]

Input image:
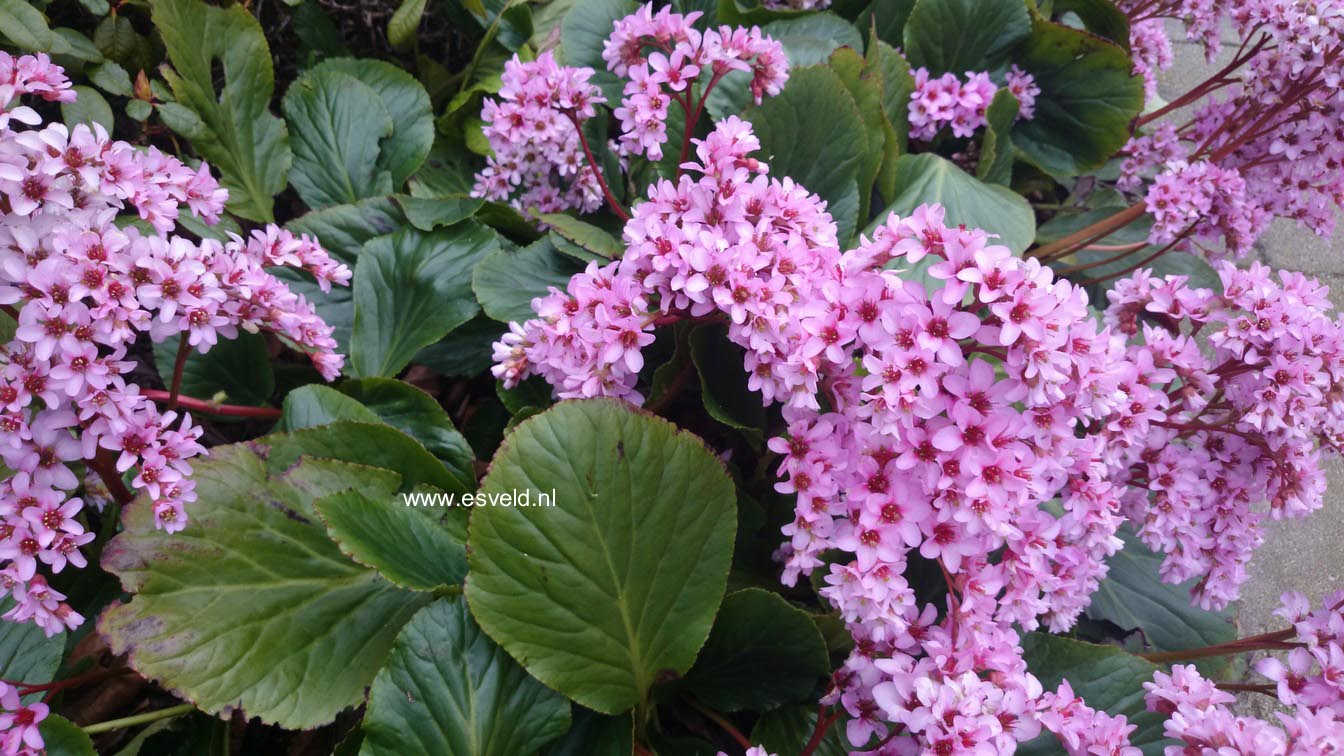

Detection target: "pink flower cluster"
[1106, 263, 1344, 608]
[473, 4, 787, 215]
[604, 4, 787, 160]
[1142, 593, 1344, 753]
[0, 683, 45, 756]
[496, 109, 1344, 751]
[908, 65, 1038, 141]
[470, 51, 606, 214]
[1118, 0, 1344, 257]
[0, 53, 350, 636]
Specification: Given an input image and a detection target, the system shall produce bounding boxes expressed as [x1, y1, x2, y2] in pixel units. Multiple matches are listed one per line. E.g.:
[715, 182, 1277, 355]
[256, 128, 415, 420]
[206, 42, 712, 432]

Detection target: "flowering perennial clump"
[471, 5, 787, 215]
[0, 52, 349, 637]
[1117, 0, 1344, 256]
[495, 107, 1344, 750]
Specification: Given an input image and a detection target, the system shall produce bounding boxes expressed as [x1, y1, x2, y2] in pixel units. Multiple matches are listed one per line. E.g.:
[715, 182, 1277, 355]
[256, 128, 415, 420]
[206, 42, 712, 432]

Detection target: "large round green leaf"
[283, 68, 394, 208]
[902, 0, 1031, 74]
[868, 153, 1036, 254]
[467, 399, 737, 715]
[315, 58, 434, 187]
[360, 598, 571, 756]
[1011, 12, 1144, 178]
[744, 65, 867, 244]
[339, 377, 476, 489]
[100, 445, 432, 729]
[351, 223, 500, 378]
[262, 420, 469, 494]
[472, 236, 584, 324]
[1087, 528, 1236, 657]
[681, 588, 830, 712]
[316, 489, 467, 590]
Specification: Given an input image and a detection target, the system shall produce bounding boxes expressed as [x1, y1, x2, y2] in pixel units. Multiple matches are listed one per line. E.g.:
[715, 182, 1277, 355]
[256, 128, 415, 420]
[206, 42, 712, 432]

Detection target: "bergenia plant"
[2, 0, 1344, 754]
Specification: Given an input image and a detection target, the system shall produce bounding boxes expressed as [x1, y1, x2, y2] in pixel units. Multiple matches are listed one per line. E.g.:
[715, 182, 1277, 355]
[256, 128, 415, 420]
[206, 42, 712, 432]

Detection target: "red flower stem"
[565, 112, 630, 221]
[1135, 35, 1270, 127]
[86, 448, 134, 506]
[0, 304, 16, 320]
[676, 69, 728, 178]
[8, 667, 133, 697]
[1030, 203, 1147, 260]
[166, 334, 189, 411]
[687, 699, 751, 750]
[141, 389, 281, 420]
[800, 706, 842, 756]
[1076, 232, 1192, 286]
[1215, 682, 1276, 695]
[1138, 627, 1299, 663]
[1054, 243, 1151, 276]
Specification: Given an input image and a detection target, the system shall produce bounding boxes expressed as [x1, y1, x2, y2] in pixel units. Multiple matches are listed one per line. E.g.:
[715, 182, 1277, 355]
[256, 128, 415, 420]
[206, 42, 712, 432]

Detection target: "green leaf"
[1018, 633, 1170, 755]
[87, 61, 133, 97]
[61, 86, 115, 131]
[53, 28, 105, 62]
[763, 13, 863, 66]
[151, 0, 291, 222]
[339, 377, 476, 492]
[1052, 0, 1130, 48]
[682, 588, 829, 712]
[0, 597, 65, 703]
[100, 445, 432, 729]
[744, 65, 867, 244]
[262, 420, 470, 495]
[153, 333, 275, 408]
[689, 324, 765, 443]
[830, 46, 888, 224]
[288, 197, 406, 267]
[472, 236, 585, 323]
[93, 14, 139, 66]
[857, 0, 917, 49]
[399, 195, 485, 230]
[316, 489, 467, 590]
[351, 224, 500, 377]
[282, 68, 395, 208]
[276, 198, 405, 356]
[561, 0, 639, 100]
[0, 0, 55, 51]
[872, 40, 914, 203]
[280, 384, 380, 430]
[1087, 528, 1236, 656]
[536, 213, 623, 259]
[903, 0, 1031, 73]
[467, 399, 738, 714]
[1012, 11, 1145, 178]
[39, 715, 96, 756]
[978, 89, 1020, 186]
[388, 0, 428, 49]
[125, 98, 152, 122]
[361, 598, 572, 756]
[870, 153, 1036, 254]
[313, 59, 436, 188]
[542, 708, 635, 756]
[414, 316, 508, 378]
[750, 705, 847, 756]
